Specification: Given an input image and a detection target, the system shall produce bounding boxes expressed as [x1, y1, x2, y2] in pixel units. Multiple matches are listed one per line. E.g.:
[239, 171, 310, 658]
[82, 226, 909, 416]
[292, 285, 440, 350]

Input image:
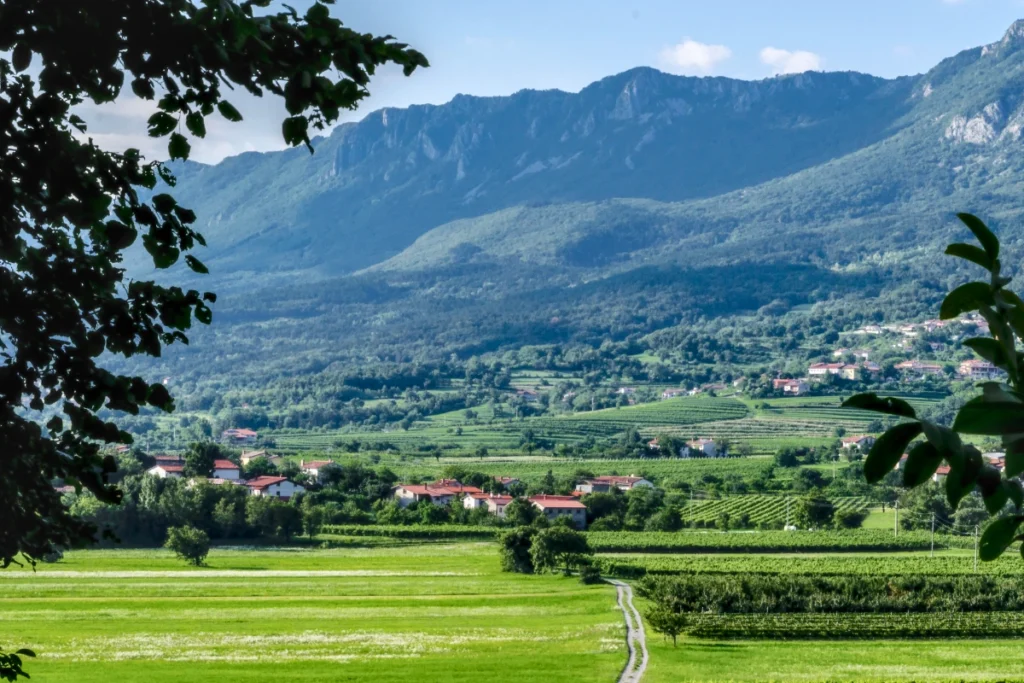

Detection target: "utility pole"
[894, 501, 899, 538]
[930, 513, 935, 558]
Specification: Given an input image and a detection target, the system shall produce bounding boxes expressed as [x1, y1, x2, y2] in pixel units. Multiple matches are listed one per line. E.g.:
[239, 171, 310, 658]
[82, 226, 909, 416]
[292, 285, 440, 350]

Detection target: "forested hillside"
[119, 20, 1024, 426]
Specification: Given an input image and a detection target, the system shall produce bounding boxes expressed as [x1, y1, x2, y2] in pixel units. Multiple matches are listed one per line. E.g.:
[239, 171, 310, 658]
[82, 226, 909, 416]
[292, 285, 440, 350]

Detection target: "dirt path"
[609, 579, 648, 683]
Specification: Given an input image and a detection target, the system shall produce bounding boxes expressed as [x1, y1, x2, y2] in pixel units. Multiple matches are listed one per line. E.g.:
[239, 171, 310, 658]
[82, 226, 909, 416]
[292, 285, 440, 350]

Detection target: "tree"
[504, 498, 538, 527]
[498, 526, 536, 574]
[541, 469, 557, 494]
[645, 506, 683, 532]
[0, 0, 427, 568]
[182, 441, 222, 478]
[845, 215, 1024, 561]
[529, 527, 592, 575]
[834, 509, 867, 529]
[796, 494, 834, 530]
[164, 525, 210, 566]
[645, 603, 688, 647]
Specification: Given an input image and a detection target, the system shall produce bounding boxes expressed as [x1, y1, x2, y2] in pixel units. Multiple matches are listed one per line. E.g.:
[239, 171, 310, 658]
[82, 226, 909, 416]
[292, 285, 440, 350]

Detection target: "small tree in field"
[530, 527, 592, 575]
[498, 527, 536, 574]
[845, 214, 1024, 561]
[645, 603, 688, 647]
[165, 525, 210, 566]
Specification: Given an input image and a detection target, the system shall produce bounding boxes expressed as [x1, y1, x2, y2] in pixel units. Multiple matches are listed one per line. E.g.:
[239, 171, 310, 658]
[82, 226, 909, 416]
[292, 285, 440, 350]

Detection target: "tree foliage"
[164, 524, 209, 566]
[845, 214, 1024, 560]
[0, 0, 426, 567]
[529, 527, 592, 574]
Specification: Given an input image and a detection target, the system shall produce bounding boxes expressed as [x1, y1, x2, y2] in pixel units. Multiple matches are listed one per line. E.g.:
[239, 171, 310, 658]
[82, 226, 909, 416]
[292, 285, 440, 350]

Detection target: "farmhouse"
[529, 495, 587, 529]
[493, 476, 521, 488]
[221, 428, 258, 444]
[463, 492, 514, 517]
[575, 475, 654, 494]
[146, 464, 184, 478]
[773, 378, 809, 395]
[895, 360, 944, 377]
[245, 476, 304, 501]
[661, 388, 686, 400]
[932, 465, 951, 483]
[392, 480, 482, 507]
[841, 435, 876, 451]
[240, 450, 279, 466]
[212, 459, 241, 480]
[958, 359, 1004, 381]
[808, 362, 844, 378]
[300, 459, 335, 478]
[683, 438, 720, 458]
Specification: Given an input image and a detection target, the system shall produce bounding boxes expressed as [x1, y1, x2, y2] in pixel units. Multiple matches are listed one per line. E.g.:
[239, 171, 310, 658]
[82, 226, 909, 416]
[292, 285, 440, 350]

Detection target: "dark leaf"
[12, 43, 32, 72]
[946, 447, 983, 510]
[131, 78, 155, 100]
[902, 441, 943, 488]
[865, 422, 922, 484]
[962, 337, 1008, 368]
[217, 101, 244, 122]
[841, 393, 917, 418]
[979, 515, 1021, 561]
[953, 396, 1024, 435]
[958, 213, 1000, 261]
[184, 255, 209, 274]
[168, 133, 190, 161]
[147, 112, 178, 137]
[945, 242, 992, 270]
[185, 112, 207, 138]
[1006, 439, 1024, 478]
[940, 282, 994, 320]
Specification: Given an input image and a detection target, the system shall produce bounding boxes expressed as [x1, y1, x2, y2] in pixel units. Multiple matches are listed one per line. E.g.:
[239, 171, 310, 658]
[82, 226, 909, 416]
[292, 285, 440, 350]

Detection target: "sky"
[77, 0, 1024, 164]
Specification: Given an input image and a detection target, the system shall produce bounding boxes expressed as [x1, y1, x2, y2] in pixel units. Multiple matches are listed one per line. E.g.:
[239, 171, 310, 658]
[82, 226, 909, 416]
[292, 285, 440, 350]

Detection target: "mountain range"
[137, 20, 1024, 384]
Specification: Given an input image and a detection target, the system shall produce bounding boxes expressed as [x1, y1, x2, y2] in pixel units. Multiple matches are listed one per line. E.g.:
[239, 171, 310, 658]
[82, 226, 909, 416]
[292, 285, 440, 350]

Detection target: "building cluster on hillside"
[145, 454, 307, 501]
[647, 437, 726, 458]
[896, 451, 1006, 484]
[390, 474, 656, 529]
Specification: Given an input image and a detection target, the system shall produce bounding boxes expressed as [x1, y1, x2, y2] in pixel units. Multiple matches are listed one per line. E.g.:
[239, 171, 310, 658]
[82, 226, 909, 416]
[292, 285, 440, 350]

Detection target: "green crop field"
[682, 494, 871, 527]
[0, 543, 624, 683]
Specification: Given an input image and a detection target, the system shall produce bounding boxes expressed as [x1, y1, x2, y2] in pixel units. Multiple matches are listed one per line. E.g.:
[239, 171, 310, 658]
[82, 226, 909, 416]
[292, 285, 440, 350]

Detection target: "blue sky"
[79, 0, 1024, 163]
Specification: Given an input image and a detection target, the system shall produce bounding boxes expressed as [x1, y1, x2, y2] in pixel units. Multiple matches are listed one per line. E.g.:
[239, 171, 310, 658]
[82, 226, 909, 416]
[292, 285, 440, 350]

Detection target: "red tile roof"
[213, 459, 239, 470]
[245, 476, 289, 490]
[529, 495, 587, 509]
[302, 460, 334, 469]
[223, 428, 258, 438]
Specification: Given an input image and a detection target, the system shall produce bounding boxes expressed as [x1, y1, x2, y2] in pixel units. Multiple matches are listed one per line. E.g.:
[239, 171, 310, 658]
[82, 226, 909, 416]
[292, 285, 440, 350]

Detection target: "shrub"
[579, 564, 603, 585]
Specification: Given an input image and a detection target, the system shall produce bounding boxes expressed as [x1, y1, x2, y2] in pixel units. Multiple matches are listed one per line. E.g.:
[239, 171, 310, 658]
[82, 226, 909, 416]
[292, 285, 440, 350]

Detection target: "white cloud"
[759, 47, 823, 75]
[659, 39, 732, 75]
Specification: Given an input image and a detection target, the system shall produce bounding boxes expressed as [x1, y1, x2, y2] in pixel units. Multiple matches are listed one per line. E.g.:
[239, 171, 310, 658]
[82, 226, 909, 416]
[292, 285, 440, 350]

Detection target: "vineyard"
[587, 530, 974, 554]
[684, 612, 1024, 639]
[682, 494, 871, 527]
[596, 553, 1021, 577]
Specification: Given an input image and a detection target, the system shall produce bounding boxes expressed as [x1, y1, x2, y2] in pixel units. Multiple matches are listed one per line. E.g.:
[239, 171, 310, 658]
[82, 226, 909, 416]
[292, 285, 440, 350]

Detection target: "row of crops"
[596, 554, 1014, 577]
[684, 612, 1024, 639]
[587, 530, 974, 554]
[682, 495, 871, 526]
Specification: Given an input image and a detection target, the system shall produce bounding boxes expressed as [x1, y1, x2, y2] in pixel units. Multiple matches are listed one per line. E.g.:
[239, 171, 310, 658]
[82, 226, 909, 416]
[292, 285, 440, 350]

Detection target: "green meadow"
[0, 544, 623, 683]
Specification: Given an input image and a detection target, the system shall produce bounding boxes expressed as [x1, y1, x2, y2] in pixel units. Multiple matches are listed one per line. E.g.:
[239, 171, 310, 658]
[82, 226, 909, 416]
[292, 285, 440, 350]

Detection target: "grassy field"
[0, 544, 624, 683]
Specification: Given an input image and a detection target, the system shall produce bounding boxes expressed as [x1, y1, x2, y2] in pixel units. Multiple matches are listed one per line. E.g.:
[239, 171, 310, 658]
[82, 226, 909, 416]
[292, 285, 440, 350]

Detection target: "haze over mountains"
[141, 20, 1024, 381]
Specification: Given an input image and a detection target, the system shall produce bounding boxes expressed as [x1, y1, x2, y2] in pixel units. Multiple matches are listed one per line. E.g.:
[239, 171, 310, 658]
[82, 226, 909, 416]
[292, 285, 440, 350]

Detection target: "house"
[895, 360, 944, 377]
[463, 493, 515, 517]
[245, 476, 304, 501]
[773, 378, 809, 395]
[932, 464, 951, 483]
[221, 428, 258, 444]
[839, 364, 862, 381]
[862, 361, 882, 375]
[561, 391, 577, 402]
[683, 438, 719, 458]
[958, 359, 1004, 381]
[147, 464, 184, 478]
[240, 450, 279, 466]
[841, 435, 876, 451]
[212, 459, 241, 480]
[393, 484, 458, 507]
[575, 475, 654, 494]
[300, 459, 335, 478]
[832, 348, 850, 358]
[984, 453, 1006, 472]
[430, 479, 484, 495]
[661, 388, 686, 400]
[647, 437, 660, 450]
[922, 319, 947, 332]
[529, 495, 587, 529]
[516, 389, 540, 402]
[616, 387, 636, 395]
[493, 476, 521, 488]
[808, 362, 844, 378]
[152, 454, 185, 466]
